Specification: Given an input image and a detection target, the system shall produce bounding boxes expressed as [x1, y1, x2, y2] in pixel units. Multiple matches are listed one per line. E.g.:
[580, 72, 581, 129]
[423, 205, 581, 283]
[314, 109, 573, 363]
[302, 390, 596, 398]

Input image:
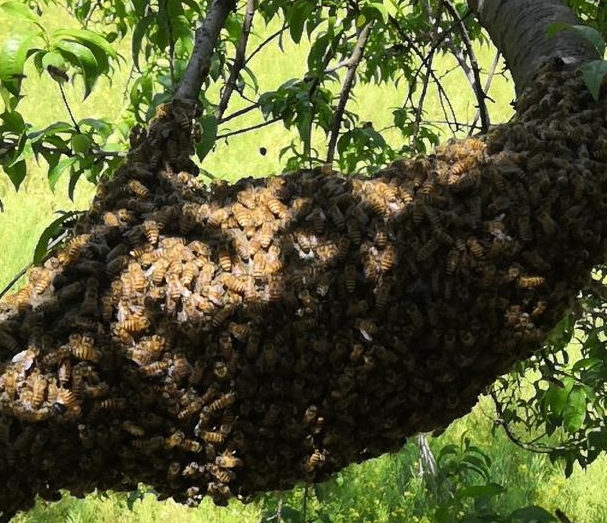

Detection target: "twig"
[243, 25, 287, 67]
[58, 83, 81, 134]
[326, 22, 373, 165]
[83, 0, 102, 27]
[216, 116, 281, 139]
[470, 50, 501, 133]
[388, 17, 459, 135]
[442, 0, 489, 133]
[163, 0, 176, 92]
[219, 102, 260, 124]
[412, 1, 444, 148]
[0, 264, 31, 301]
[216, 0, 256, 120]
[175, 0, 237, 101]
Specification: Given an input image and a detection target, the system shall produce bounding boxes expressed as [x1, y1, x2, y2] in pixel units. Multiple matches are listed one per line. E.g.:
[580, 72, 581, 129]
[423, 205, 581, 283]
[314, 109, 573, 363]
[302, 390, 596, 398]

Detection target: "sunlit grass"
[1, 5, 606, 523]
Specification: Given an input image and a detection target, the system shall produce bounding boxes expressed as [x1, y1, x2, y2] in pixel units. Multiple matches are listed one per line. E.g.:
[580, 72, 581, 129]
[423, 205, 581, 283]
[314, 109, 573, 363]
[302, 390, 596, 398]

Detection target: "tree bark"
[467, 0, 597, 93]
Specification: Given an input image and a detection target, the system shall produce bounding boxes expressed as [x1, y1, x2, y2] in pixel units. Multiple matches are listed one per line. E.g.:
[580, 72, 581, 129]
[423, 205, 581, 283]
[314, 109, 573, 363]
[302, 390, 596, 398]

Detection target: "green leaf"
[509, 505, 556, 522]
[1, 158, 26, 190]
[52, 28, 116, 74]
[48, 156, 77, 191]
[0, 33, 39, 96]
[196, 115, 218, 162]
[55, 40, 99, 99]
[563, 385, 586, 434]
[289, 1, 313, 44]
[580, 60, 607, 101]
[132, 15, 155, 72]
[0, 1, 45, 31]
[456, 483, 504, 499]
[547, 23, 605, 57]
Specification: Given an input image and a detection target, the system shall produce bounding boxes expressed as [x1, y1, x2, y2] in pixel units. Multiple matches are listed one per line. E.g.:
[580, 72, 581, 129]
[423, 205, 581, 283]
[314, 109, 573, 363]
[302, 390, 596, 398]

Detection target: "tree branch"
[174, 0, 237, 101]
[412, 1, 445, 148]
[243, 25, 287, 68]
[216, 116, 281, 140]
[326, 22, 374, 165]
[470, 50, 500, 134]
[443, 0, 490, 133]
[215, 0, 256, 120]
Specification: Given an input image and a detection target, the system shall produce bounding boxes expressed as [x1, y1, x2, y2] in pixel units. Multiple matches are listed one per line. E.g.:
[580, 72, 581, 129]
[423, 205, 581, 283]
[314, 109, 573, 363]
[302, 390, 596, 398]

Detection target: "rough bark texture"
[468, 0, 597, 92]
[0, 64, 606, 519]
[174, 0, 236, 101]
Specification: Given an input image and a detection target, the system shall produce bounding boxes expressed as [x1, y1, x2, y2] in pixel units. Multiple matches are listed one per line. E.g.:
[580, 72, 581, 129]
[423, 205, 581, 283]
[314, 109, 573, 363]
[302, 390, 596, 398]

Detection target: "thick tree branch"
[215, 0, 256, 120]
[326, 22, 374, 165]
[174, 0, 237, 101]
[467, 0, 597, 93]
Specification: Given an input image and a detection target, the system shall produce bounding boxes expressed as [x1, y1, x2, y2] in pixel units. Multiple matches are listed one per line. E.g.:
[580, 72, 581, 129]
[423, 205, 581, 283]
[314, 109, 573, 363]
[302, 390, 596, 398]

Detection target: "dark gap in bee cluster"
[0, 64, 605, 521]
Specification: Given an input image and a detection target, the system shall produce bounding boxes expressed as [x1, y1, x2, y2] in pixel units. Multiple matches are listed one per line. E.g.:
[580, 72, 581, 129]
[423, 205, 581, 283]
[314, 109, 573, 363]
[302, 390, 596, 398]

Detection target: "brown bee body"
[519, 276, 546, 288]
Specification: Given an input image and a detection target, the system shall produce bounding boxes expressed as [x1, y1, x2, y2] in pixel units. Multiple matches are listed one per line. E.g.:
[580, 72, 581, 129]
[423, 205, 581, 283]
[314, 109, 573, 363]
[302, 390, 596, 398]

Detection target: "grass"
[2, 4, 607, 523]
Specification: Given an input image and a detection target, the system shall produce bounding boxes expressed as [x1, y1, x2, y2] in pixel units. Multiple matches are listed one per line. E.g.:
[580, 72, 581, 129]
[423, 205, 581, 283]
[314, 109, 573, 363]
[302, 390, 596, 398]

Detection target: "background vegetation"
[2, 1, 607, 522]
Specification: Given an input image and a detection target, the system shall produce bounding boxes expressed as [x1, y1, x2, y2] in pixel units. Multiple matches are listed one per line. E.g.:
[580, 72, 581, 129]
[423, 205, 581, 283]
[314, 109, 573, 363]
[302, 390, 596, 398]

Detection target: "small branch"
[58, 83, 81, 134]
[470, 50, 500, 133]
[243, 25, 287, 68]
[412, 1, 444, 148]
[216, 0, 256, 120]
[219, 102, 260, 124]
[216, 116, 281, 140]
[163, 0, 176, 92]
[442, 0, 489, 133]
[175, 0, 237, 101]
[83, 0, 102, 27]
[326, 22, 373, 165]
[0, 264, 30, 301]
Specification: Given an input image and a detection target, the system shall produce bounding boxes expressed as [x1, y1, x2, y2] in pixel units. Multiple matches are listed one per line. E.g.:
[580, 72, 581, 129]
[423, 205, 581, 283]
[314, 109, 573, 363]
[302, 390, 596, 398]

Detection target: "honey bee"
[142, 220, 160, 245]
[70, 334, 100, 362]
[151, 258, 170, 285]
[266, 198, 288, 220]
[106, 255, 129, 278]
[128, 179, 150, 198]
[467, 237, 484, 258]
[228, 321, 250, 341]
[519, 276, 546, 288]
[30, 268, 52, 295]
[416, 238, 439, 262]
[304, 449, 325, 472]
[30, 373, 47, 409]
[517, 213, 532, 242]
[212, 306, 233, 328]
[56, 387, 79, 411]
[132, 436, 165, 452]
[380, 245, 397, 272]
[141, 360, 170, 376]
[218, 244, 232, 272]
[181, 261, 198, 288]
[58, 234, 90, 264]
[208, 392, 236, 412]
[202, 430, 226, 443]
[216, 450, 243, 468]
[406, 303, 424, 328]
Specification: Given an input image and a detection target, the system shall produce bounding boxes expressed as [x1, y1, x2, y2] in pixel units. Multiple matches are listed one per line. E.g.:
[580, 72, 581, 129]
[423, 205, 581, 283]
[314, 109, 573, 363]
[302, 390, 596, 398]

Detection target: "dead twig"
[216, 0, 256, 120]
[326, 22, 374, 165]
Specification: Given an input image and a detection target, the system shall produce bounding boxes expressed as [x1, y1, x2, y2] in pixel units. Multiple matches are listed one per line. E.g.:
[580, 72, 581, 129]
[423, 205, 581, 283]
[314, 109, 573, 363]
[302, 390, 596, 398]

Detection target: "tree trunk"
[468, 0, 597, 92]
[0, 0, 602, 520]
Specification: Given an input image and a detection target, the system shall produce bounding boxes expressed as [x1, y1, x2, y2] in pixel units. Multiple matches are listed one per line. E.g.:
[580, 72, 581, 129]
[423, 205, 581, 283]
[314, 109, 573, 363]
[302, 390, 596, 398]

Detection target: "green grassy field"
[2, 4, 607, 523]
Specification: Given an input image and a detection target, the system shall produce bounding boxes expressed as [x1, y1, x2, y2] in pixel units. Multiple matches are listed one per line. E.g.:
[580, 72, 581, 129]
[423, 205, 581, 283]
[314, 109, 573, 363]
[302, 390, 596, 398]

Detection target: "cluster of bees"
[0, 63, 605, 520]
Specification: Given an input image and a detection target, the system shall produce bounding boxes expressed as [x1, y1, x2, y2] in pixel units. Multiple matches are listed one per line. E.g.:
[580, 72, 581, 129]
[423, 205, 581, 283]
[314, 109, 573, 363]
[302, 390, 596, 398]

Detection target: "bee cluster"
[0, 64, 605, 520]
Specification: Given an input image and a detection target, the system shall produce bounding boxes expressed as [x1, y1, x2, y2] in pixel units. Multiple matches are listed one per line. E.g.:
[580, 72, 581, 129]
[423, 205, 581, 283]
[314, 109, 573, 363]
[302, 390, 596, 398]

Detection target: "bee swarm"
[0, 64, 605, 520]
